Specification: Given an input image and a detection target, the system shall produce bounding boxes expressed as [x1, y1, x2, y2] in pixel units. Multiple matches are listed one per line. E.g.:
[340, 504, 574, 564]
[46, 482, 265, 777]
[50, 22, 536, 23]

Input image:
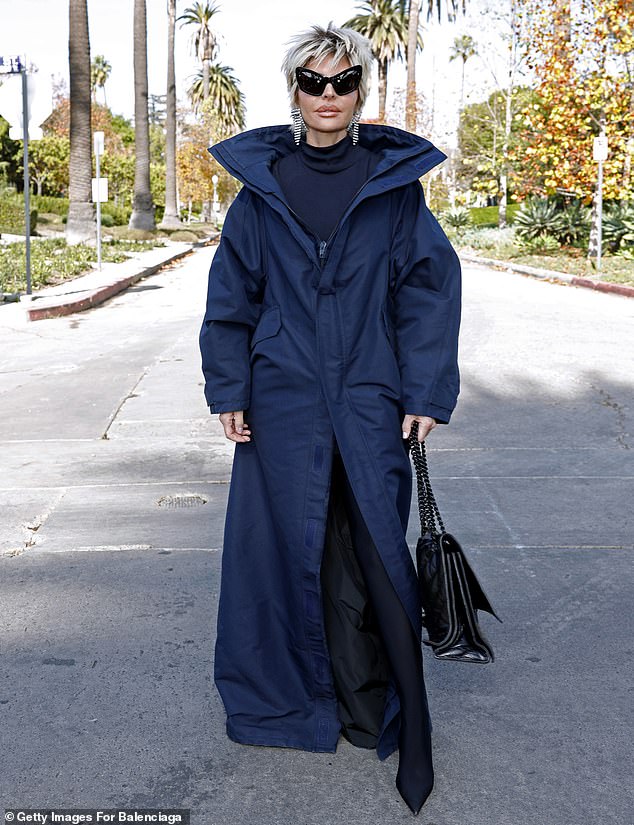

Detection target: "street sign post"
[0, 55, 31, 295]
[93, 131, 105, 270]
[592, 134, 608, 271]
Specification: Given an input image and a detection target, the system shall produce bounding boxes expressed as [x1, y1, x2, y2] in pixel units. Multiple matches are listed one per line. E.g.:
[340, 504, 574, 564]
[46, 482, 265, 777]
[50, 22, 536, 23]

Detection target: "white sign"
[0, 55, 24, 74]
[92, 178, 108, 202]
[593, 136, 608, 162]
[0, 72, 51, 140]
[93, 131, 105, 154]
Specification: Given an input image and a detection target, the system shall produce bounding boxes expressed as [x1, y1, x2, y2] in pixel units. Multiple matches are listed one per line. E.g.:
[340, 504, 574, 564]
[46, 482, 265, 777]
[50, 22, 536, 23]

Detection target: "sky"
[0, 0, 508, 150]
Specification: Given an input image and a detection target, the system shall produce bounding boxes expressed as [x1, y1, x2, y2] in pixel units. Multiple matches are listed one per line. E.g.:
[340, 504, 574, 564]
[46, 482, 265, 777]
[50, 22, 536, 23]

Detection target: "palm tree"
[66, 0, 95, 244]
[343, 1, 410, 123]
[160, 0, 183, 230]
[449, 34, 477, 110]
[179, 1, 221, 222]
[129, 0, 155, 230]
[90, 54, 112, 106]
[178, 1, 221, 99]
[187, 63, 246, 131]
[405, 0, 468, 132]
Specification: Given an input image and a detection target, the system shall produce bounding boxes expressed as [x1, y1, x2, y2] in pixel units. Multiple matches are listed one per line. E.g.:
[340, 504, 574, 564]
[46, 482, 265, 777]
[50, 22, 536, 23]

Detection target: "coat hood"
[208, 123, 447, 200]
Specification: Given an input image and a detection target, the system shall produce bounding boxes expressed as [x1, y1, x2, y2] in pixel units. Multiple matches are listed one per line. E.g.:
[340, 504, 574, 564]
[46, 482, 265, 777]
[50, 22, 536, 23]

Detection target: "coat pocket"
[250, 304, 281, 352]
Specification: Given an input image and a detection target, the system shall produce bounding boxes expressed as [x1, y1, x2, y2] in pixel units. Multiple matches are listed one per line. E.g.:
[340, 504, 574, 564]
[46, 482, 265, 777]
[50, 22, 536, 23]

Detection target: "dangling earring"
[290, 107, 307, 146]
[347, 110, 361, 146]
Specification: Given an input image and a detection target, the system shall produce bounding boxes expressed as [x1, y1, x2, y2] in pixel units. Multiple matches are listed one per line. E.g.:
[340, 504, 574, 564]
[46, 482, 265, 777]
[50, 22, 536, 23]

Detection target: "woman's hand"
[402, 414, 436, 443]
[219, 411, 252, 443]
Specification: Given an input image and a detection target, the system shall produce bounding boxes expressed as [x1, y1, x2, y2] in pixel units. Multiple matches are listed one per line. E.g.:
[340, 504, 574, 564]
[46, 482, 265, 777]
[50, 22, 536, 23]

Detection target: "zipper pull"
[319, 240, 327, 264]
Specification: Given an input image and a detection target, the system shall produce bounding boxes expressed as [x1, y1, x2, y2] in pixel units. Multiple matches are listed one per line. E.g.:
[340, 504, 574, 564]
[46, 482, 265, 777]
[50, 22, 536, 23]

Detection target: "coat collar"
[208, 124, 447, 274]
[208, 123, 447, 200]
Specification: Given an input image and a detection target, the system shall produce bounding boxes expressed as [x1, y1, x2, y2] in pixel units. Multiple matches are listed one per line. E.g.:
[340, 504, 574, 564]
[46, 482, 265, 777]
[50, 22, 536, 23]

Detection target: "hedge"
[470, 204, 521, 227]
[0, 197, 38, 235]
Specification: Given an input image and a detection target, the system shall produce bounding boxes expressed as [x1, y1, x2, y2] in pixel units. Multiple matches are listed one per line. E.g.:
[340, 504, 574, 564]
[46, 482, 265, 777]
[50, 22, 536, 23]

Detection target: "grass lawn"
[0, 237, 166, 295]
[502, 249, 634, 287]
[449, 227, 634, 288]
[457, 245, 634, 288]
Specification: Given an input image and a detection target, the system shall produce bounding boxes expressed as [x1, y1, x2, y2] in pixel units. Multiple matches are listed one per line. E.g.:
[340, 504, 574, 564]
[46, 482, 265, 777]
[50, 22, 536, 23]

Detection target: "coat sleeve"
[199, 186, 266, 414]
[389, 180, 462, 424]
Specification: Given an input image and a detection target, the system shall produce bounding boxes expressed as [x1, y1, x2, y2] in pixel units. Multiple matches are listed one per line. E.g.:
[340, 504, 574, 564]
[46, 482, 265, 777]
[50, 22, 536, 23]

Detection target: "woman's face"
[296, 54, 359, 143]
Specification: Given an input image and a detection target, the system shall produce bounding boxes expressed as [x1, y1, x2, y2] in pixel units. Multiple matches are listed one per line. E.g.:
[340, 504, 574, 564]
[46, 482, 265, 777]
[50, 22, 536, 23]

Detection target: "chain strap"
[408, 420, 445, 536]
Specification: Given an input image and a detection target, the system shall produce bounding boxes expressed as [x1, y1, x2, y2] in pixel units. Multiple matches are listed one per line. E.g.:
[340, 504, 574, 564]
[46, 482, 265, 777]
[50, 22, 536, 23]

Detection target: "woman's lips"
[316, 110, 340, 117]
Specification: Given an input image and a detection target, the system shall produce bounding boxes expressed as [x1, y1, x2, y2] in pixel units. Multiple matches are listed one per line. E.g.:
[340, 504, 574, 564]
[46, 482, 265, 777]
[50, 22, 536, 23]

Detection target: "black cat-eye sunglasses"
[295, 65, 363, 96]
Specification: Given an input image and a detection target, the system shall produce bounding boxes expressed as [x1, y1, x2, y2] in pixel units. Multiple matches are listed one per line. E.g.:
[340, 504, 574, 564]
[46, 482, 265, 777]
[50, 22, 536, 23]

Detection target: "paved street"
[1, 248, 632, 824]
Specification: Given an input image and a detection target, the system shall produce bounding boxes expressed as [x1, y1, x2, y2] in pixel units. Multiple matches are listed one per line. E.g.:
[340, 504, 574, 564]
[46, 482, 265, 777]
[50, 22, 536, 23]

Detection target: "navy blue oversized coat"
[199, 123, 462, 760]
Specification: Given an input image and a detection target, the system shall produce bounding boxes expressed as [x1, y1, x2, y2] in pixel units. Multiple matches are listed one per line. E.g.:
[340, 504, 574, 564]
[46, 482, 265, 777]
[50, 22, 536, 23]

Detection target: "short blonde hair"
[281, 21, 373, 113]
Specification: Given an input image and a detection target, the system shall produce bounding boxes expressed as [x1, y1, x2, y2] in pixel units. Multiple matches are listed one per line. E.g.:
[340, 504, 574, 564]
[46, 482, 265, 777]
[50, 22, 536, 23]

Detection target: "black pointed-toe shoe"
[395, 713, 434, 815]
[395, 767, 434, 815]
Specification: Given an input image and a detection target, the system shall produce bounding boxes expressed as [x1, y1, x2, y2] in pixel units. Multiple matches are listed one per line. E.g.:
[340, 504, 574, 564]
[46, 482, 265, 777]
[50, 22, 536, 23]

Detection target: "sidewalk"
[6, 234, 219, 322]
[460, 251, 634, 298]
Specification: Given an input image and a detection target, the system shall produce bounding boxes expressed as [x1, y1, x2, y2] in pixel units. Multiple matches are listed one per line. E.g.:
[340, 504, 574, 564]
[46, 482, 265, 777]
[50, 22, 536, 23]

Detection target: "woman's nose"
[322, 83, 336, 97]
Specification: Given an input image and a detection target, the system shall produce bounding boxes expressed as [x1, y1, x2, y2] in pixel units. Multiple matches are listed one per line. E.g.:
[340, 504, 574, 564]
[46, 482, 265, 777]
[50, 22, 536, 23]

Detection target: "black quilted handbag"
[408, 422, 502, 663]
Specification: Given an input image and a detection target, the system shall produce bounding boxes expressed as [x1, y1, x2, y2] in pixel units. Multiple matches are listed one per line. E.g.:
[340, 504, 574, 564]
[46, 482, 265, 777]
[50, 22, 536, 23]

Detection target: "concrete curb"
[18, 235, 219, 322]
[459, 252, 634, 298]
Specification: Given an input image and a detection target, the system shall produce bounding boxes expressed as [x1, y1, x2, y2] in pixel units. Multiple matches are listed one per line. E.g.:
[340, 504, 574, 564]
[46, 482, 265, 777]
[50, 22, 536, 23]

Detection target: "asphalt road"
[0, 248, 632, 825]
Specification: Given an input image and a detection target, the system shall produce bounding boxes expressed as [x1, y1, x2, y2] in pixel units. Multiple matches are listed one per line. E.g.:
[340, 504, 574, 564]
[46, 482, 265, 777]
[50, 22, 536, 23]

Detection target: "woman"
[199, 22, 462, 816]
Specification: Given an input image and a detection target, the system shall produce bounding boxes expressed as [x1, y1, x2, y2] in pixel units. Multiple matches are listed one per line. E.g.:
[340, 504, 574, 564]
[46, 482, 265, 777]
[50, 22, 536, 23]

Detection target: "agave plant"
[441, 205, 472, 228]
[516, 232, 560, 254]
[602, 201, 634, 252]
[557, 200, 591, 246]
[514, 197, 564, 241]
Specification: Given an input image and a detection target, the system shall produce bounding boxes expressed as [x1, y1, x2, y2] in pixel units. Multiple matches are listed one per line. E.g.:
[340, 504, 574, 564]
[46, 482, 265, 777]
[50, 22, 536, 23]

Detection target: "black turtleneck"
[271, 133, 379, 241]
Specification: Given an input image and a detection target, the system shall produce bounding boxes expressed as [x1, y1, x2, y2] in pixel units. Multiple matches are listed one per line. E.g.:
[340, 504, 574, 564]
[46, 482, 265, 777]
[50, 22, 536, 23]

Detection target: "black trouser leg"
[334, 449, 434, 812]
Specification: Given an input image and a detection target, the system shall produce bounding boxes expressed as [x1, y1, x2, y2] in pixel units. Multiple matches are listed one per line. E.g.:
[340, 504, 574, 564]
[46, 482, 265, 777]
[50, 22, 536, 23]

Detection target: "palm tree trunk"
[66, 0, 95, 244]
[129, 0, 155, 230]
[160, 0, 183, 229]
[202, 57, 212, 222]
[378, 57, 388, 123]
[405, 0, 421, 133]
[203, 59, 211, 100]
[498, 0, 519, 228]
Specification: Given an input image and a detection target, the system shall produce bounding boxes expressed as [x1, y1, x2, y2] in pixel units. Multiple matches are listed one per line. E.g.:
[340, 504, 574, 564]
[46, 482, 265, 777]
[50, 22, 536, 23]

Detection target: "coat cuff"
[209, 399, 250, 414]
[404, 401, 454, 424]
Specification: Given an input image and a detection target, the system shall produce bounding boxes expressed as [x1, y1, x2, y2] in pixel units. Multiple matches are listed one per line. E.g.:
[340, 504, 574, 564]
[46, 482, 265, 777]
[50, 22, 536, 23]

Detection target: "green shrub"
[451, 226, 518, 257]
[99, 213, 115, 227]
[32, 195, 69, 216]
[0, 195, 38, 235]
[168, 230, 199, 243]
[469, 204, 521, 227]
[108, 227, 156, 241]
[101, 202, 130, 225]
[31, 195, 131, 226]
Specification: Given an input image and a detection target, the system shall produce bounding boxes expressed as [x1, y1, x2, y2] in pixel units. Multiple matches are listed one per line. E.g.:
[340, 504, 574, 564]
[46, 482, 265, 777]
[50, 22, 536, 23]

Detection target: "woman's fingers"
[219, 411, 252, 442]
[402, 414, 436, 442]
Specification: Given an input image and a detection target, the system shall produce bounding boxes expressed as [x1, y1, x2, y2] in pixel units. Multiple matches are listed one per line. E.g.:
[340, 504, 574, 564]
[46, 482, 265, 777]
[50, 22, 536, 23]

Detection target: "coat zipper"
[273, 165, 388, 270]
[315, 178, 370, 269]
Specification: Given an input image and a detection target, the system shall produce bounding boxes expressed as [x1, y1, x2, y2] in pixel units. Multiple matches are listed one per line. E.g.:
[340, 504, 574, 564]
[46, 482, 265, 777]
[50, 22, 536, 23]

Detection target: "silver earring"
[347, 110, 361, 146]
[290, 107, 306, 145]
